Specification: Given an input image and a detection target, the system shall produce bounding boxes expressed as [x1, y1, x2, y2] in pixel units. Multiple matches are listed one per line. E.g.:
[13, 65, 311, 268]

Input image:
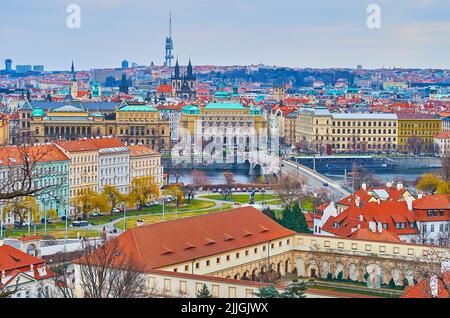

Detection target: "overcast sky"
[1, 0, 449, 71]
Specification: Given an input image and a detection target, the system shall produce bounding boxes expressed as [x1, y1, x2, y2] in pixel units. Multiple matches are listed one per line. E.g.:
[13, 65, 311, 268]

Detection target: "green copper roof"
[181, 105, 200, 114]
[205, 103, 245, 110]
[214, 91, 231, 98]
[32, 108, 45, 117]
[118, 104, 156, 112]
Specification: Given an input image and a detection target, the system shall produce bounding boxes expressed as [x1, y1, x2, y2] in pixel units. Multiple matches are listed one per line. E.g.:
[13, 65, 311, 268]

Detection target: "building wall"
[398, 119, 441, 151]
[98, 151, 130, 194]
[130, 153, 163, 187]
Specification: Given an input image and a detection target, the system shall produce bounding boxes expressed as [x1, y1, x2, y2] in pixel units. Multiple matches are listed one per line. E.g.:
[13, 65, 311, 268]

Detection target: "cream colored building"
[296, 107, 398, 153]
[55, 140, 99, 200]
[72, 206, 448, 298]
[128, 145, 164, 187]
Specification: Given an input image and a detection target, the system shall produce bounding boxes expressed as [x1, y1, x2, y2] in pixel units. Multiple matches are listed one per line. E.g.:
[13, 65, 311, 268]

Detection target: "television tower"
[165, 12, 174, 67]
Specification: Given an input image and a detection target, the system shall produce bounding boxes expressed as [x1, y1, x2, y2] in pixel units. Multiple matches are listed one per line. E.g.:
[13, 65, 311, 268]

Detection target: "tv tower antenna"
[165, 11, 174, 67]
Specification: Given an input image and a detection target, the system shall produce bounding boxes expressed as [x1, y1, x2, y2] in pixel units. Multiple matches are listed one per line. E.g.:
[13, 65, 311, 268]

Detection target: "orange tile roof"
[55, 137, 126, 153]
[157, 85, 173, 94]
[348, 228, 401, 243]
[75, 207, 296, 271]
[128, 145, 160, 157]
[0, 144, 69, 166]
[322, 201, 418, 237]
[434, 131, 450, 139]
[401, 273, 450, 298]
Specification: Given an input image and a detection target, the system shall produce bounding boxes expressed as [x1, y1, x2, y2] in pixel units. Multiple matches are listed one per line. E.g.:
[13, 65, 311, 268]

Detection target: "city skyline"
[1, 0, 450, 71]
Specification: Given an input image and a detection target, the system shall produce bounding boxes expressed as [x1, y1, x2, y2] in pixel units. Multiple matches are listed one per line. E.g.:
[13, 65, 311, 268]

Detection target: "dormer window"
[333, 222, 339, 228]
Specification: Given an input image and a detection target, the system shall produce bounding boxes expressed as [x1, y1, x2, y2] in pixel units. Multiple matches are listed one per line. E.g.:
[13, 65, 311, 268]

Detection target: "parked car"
[61, 216, 72, 222]
[92, 212, 103, 217]
[40, 218, 53, 224]
[14, 221, 29, 228]
[112, 208, 121, 214]
[72, 221, 89, 227]
[323, 182, 329, 187]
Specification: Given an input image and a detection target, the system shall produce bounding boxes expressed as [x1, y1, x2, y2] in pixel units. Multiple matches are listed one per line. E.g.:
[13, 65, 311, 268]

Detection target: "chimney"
[361, 182, 367, 191]
[377, 198, 381, 205]
[397, 182, 404, 191]
[0, 239, 4, 246]
[406, 196, 413, 211]
[355, 196, 361, 208]
[418, 193, 423, 199]
[369, 221, 376, 233]
[386, 182, 393, 188]
[377, 222, 383, 233]
[359, 215, 364, 222]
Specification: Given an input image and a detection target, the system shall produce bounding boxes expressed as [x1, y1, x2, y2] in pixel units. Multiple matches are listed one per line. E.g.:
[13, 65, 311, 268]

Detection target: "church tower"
[186, 59, 196, 90]
[172, 59, 182, 94]
[70, 61, 78, 100]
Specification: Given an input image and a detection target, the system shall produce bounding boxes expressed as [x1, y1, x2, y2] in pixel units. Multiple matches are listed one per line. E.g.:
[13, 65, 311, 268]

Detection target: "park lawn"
[116, 204, 233, 231]
[201, 194, 277, 203]
[3, 229, 100, 240]
[89, 199, 216, 226]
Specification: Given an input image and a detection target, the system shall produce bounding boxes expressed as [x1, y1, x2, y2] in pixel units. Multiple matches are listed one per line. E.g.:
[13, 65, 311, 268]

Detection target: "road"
[281, 159, 351, 200]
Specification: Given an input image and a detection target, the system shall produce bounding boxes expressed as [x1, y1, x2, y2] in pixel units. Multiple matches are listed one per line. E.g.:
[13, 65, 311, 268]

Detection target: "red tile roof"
[348, 228, 401, 243]
[157, 85, 173, 94]
[128, 145, 160, 157]
[75, 207, 296, 271]
[0, 144, 69, 166]
[55, 137, 126, 152]
[412, 195, 450, 222]
[434, 132, 450, 139]
[401, 273, 450, 298]
[322, 201, 418, 238]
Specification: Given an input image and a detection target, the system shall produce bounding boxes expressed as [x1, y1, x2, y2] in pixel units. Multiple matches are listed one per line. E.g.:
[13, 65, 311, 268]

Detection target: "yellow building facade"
[396, 113, 442, 153]
[296, 107, 399, 153]
[30, 101, 170, 153]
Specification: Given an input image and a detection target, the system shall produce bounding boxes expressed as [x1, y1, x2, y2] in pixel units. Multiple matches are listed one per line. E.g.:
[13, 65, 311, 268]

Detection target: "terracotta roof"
[401, 273, 450, 298]
[322, 201, 418, 237]
[434, 132, 450, 139]
[412, 195, 450, 222]
[0, 244, 45, 272]
[348, 228, 401, 243]
[157, 85, 173, 94]
[55, 137, 126, 152]
[75, 207, 296, 271]
[128, 145, 160, 157]
[0, 144, 69, 166]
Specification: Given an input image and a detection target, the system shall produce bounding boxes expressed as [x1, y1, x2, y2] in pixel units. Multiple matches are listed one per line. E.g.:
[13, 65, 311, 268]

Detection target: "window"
[216, 257, 221, 264]
[206, 260, 210, 267]
[236, 253, 240, 259]
[226, 255, 230, 261]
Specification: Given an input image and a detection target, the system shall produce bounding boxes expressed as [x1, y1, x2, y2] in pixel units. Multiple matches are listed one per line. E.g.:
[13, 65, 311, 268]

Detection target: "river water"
[168, 167, 441, 185]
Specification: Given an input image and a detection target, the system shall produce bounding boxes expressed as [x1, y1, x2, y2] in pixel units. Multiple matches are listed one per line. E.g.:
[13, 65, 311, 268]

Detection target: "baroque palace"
[26, 101, 170, 153]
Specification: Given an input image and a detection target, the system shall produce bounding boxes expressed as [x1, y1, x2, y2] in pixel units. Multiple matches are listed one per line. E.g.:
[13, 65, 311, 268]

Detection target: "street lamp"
[122, 203, 126, 232]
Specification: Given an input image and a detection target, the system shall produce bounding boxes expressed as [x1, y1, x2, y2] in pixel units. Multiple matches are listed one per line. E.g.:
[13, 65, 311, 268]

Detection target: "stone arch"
[242, 271, 250, 281]
[233, 273, 240, 280]
[348, 263, 358, 281]
[390, 268, 401, 286]
[251, 268, 258, 281]
[308, 260, 319, 278]
[334, 262, 345, 279]
[295, 258, 305, 277]
[321, 260, 331, 279]
[365, 264, 383, 288]
[285, 259, 290, 274]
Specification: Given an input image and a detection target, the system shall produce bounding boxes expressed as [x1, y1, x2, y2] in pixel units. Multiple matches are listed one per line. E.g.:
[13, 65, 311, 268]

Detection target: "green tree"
[197, 284, 213, 298]
[254, 285, 280, 298]
[280, 282, 307, 298]
[102, 185, 126, 215]
[262, 208, 277, 221]
[281, 204, 311, 234]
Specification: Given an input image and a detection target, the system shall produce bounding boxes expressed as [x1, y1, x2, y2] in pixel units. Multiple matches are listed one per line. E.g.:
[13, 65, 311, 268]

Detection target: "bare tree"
[191, 170, 210, 190]
[0, 144, 62, 201]
[274, 175, 307, 208]
[442, 150, 450, 182]
[77, 238, 148, 298]
[411, 248, 450, 298]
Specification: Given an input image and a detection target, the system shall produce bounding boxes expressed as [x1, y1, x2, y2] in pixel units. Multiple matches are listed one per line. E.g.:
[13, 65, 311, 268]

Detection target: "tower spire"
[165, 12, 174, 67]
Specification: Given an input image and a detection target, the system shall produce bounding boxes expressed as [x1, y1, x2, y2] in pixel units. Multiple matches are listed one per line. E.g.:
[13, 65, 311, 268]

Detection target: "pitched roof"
[348, 228, 401, 243]
[128, 145, 159, 157]
[55, 137, 126, 153]
[75, 207, 295, 271]
[0, 144, 69, 166]
[0, 244, 45, 272]
[401, 273, 450, 298]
